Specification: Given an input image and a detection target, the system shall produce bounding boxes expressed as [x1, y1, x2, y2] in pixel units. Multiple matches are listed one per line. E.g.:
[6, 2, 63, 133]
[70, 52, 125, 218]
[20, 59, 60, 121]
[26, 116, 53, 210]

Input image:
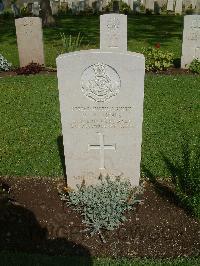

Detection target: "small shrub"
[142, 46, 174, 72]
[120, 1, 131, 14]
[1, 11, 13, 19]
[144, 137, 200, 219]
[185, 4, 195, 15]
[60, 175, 143, 241]
[145, 8, 153, 15]
[15, 62, 44, 75]
[0, 54, 12, 71]
[20, 6, 30, 17]
[189, 59, 200, 74]
[60, 32, 84, 53]
[162, 138, 200, 218]
[105, 0, 131, 14]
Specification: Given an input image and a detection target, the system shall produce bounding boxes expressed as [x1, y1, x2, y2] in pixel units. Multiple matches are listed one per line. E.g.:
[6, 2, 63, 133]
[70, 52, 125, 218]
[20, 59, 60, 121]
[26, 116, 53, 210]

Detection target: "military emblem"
[81, 63, 121, 102]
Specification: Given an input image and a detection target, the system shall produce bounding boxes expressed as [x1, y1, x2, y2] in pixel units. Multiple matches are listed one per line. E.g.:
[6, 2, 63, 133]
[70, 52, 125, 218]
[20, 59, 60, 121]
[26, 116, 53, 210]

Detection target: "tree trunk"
[40, 0, 55, 27]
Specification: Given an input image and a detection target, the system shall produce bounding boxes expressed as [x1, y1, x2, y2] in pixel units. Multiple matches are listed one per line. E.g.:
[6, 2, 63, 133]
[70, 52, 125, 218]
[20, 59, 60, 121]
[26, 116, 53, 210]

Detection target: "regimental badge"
[81, 63, 121, 102]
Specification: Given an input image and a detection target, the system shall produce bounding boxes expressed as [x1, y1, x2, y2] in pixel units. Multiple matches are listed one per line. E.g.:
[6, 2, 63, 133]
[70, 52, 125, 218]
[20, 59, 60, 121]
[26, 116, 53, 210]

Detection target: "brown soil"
[0, 177, 199, 259]
[0, 68, 56, 78]
[0, 67, 198, 78]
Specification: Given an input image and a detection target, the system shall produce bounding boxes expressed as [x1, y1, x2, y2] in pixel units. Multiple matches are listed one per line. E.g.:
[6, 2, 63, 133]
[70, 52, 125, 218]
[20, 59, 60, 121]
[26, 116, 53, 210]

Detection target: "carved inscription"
[81, 63, 120, 103]
[192, 19, 200, 28]
[106, 17, 120, 48]
[187, 29, 200, 40]
[70, 106, 134, 129]
[187, 19, 200, 41]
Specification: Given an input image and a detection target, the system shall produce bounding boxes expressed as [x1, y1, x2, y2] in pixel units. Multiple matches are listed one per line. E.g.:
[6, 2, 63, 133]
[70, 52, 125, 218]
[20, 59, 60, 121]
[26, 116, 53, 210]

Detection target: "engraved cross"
[88, 133, 116, 170]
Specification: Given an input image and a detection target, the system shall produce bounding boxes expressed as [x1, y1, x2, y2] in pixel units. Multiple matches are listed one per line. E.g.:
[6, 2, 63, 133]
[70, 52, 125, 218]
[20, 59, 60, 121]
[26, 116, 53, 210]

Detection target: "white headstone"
[191, 0, 197, 9]
[51, 1, 59, 15]
[145, 0, 155, 11]
[181, 15, 200, 68]
[15, 17, 45, 67]
[100, 14, 127, 52]
[196, 0, 200, 11]
[56, 14, 145, 189]
[175, 0, 183, 14]
[128, 0, 134, 10]
[32, 2, 40, 16]
[167, 0, 174, 10]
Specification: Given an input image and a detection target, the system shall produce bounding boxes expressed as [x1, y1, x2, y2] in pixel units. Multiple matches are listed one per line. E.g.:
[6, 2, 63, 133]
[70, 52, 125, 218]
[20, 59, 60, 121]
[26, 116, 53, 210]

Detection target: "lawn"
[0, 74, 199, 178]
[0, 14, 183, 67]
[0, 251, 200, 266]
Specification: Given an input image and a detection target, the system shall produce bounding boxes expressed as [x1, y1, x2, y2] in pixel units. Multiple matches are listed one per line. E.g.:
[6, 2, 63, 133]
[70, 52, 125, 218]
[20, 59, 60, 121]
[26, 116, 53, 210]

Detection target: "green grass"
[0, 251, 200, 266]
[0, 74, 199, 178]
[0, 14, 183, 67]
[0, 75, 62, 176]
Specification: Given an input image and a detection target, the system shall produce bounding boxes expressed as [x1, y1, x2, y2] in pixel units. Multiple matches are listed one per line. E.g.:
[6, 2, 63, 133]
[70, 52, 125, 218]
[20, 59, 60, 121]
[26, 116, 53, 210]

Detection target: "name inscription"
[70, 106, 134, 129]
[106, 17, 120, 48]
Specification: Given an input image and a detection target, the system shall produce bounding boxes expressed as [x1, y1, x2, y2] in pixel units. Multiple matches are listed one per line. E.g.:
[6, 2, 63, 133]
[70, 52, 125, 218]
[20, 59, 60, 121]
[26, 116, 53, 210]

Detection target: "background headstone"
[15, 17, 45, 67]
[100, 14, 127, 52]
[56, 14, 145, 189]
[51, 1, 59, 15]
[184, 0, 192, 9]
[181, 15, 200, 68]
[175, 0, 182, 14]
[145, 0, 155, 11]
[32, 2, 40, 16]
[195, 0, 200, 13]
[167, 0, 174, 10]
[191, 0, 197, 9]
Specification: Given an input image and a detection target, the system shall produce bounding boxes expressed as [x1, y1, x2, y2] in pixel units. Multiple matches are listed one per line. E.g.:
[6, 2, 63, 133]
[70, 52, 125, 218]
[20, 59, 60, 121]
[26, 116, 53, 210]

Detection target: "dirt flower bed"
[0, 177, 199, 258]
[0, 67, 197, 78]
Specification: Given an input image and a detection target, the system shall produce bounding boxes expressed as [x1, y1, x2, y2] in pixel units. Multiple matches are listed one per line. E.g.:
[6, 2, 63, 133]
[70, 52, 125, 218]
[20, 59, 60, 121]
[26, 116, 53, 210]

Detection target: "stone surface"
[191, 0, 197, 9]
[51, 1, 59, 15]
[167, 0, 174, 10]
[32, 2, 40, 16]
[15, 17, 45, 67]
[145, 0, 155, 11]
[100, 14, 127, 52]
[57, 14, 145, 189]
[175, 0, 182, 14]
[181, 15, 200, 68]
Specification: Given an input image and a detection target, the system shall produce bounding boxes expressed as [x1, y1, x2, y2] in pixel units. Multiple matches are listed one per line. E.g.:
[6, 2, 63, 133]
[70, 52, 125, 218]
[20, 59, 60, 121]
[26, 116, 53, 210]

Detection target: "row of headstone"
[14, 14, 199, 189]
[167, 0, 200, 14]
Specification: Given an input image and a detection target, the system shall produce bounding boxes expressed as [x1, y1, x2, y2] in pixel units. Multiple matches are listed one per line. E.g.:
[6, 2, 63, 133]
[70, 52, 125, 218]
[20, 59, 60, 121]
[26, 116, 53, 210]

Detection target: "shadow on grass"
[0, 192, 93, 265]
[57, 135, 67, 186]
[0, 14, 183, 49]
[142, 137, 200, 217]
